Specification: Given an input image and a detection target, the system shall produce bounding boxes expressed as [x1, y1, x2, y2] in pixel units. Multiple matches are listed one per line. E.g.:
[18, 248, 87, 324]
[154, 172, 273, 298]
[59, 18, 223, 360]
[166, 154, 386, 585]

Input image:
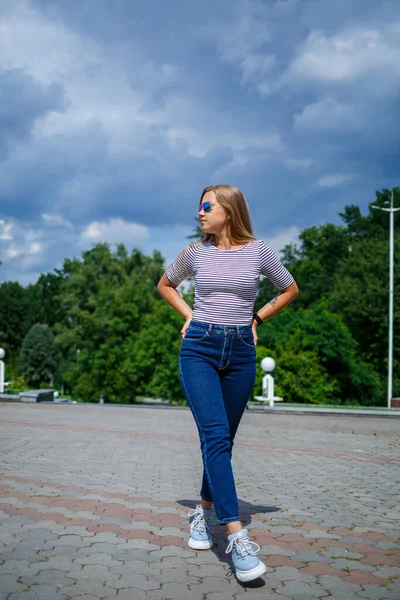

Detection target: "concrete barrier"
[19, 389, 55, 403]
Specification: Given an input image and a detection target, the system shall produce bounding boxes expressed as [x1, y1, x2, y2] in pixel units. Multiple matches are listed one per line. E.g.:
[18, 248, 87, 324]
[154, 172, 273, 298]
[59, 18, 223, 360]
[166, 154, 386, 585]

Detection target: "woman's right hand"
[181, 315, 192, 339]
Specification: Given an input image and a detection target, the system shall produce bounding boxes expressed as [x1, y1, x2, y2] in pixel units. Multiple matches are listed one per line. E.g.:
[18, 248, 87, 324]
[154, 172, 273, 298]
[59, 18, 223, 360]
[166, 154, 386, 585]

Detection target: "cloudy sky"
[1, 0, 399, 285]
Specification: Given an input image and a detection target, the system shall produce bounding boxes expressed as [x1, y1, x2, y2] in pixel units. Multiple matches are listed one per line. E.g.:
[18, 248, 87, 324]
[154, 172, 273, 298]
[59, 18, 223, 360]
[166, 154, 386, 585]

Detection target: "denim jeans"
[179, 320, 257, 525]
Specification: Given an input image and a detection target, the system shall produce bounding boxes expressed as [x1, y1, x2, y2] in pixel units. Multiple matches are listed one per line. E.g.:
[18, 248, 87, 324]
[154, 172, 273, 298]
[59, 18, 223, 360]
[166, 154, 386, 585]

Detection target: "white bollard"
[0, 348, 5, 394]
[254, 356, 283, 407]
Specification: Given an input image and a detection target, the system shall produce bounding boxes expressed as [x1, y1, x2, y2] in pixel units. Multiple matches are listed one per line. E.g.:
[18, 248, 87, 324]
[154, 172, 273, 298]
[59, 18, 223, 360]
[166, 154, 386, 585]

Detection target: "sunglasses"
[199, 201, 212, 213]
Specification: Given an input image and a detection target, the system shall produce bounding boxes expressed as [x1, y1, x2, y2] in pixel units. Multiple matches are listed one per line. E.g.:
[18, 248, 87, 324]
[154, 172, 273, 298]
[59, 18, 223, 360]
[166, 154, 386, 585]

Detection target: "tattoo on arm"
[268, 296, 280, 309]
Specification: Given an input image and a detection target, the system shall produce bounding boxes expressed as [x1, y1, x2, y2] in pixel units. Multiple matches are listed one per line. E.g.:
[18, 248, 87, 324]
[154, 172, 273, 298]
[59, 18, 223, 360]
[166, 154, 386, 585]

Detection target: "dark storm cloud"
[0, 68, 67, 157]
[0, 0, 399, 283]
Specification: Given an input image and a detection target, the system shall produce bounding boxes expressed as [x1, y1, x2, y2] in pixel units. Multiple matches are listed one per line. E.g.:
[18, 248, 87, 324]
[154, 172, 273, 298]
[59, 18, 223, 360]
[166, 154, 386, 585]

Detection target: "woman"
[157, 184, 298, 583]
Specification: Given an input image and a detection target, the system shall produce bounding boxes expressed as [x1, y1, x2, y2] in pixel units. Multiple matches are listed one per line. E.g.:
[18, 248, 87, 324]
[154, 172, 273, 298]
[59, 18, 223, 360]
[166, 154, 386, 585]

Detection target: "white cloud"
[0, 218, 46, 270]
[293, 97, 358, 132]
[240, 53, 277, 86]
[317, 173, 354, 188]
[0, 0, 285, 176]
[283, 158, 314, 170]
[0, 219, 13, 240]
[261, 226, 301, 255]
[283, 23, 400, 86]
[80, 218, 150, 248]
[0, 2, 186, 159]
[0, 215, 151, 284]
[208, 4, 277, 92]
[0, 1, 101, 85]
[42, 213, 74, 229]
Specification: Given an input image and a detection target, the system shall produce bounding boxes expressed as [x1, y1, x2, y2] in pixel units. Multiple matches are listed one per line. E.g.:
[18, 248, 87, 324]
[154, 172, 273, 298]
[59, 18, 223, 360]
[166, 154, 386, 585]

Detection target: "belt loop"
[208, 323, 212, 334]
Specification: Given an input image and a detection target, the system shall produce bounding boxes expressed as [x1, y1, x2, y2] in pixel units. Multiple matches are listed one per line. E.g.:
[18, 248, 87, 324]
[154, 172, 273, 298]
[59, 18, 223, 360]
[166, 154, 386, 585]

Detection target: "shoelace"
[187, 509, 209, 535]
[226, 536, 261, 558]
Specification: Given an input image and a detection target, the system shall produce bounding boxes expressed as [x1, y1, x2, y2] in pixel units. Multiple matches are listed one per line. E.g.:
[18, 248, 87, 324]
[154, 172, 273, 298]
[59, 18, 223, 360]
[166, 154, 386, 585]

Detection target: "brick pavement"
[0, 402, 399, 600]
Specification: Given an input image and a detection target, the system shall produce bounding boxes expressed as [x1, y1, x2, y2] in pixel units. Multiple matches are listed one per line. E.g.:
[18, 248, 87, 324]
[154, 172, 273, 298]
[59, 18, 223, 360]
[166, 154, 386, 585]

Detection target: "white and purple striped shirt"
[165, 239, 294, 326]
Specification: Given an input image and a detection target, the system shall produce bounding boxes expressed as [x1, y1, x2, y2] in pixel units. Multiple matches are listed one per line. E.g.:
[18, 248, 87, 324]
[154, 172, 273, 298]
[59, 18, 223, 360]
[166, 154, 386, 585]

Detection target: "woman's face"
[198, 191, 228, 235]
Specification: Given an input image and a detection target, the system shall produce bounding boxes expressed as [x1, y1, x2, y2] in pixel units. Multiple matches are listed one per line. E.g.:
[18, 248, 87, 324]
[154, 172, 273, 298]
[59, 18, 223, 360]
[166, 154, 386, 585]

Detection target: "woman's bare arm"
[256, 281, 299, 322]
[252, 281, 299, 344]
[157, 274, 193, 337]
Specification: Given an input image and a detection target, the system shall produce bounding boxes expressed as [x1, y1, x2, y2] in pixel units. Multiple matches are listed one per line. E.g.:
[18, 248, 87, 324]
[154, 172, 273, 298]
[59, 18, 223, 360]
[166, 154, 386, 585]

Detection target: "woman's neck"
[211, 234, 244, 250]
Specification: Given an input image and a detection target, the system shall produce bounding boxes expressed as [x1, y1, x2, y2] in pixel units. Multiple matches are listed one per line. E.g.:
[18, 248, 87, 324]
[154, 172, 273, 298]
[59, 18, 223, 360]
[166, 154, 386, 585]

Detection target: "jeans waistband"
[189, 320, 253, 334]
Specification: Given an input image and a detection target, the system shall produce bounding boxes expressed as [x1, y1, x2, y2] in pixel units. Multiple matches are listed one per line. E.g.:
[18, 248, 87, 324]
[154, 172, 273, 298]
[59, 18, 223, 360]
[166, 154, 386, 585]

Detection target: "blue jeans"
[179, 320, 257, 525]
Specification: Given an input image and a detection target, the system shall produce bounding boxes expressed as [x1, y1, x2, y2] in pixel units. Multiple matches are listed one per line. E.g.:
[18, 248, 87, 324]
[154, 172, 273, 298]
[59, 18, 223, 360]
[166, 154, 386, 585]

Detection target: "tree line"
[1, 187, 399, 406]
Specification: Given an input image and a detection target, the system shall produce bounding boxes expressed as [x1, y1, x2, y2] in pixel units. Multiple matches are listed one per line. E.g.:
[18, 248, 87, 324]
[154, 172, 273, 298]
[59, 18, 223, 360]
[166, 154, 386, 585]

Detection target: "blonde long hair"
[199, 184, 256, 245]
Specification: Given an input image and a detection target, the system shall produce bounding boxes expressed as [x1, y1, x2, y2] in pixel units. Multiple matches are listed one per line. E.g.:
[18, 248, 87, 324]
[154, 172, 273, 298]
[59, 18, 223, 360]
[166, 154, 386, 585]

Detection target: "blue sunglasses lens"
[200, 201, 211, 213]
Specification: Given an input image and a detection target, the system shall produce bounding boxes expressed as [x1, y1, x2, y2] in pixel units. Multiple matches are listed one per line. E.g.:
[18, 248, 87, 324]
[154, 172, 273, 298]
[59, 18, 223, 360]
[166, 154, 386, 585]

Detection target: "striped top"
[165, 239, 294, 325]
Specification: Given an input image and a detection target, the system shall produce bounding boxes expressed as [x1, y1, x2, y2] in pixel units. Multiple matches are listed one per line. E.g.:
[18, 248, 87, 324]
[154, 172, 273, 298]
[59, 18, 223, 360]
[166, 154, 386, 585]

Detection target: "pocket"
[238, 332, 255, 348]
[183, 328, 209, 342]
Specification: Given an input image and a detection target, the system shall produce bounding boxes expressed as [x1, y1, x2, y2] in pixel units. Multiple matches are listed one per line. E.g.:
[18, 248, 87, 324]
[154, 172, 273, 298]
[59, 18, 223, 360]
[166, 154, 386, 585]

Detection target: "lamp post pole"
[372, 190, 400, 408]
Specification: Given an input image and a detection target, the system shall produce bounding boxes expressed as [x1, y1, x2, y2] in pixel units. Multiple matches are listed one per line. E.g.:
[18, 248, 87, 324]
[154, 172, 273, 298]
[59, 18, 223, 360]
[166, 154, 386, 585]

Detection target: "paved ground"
[0, 403, 399, 600]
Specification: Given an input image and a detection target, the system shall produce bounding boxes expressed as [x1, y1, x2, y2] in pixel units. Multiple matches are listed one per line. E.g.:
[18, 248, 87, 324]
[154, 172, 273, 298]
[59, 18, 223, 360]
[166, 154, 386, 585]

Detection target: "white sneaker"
[187, 505, 213, 550]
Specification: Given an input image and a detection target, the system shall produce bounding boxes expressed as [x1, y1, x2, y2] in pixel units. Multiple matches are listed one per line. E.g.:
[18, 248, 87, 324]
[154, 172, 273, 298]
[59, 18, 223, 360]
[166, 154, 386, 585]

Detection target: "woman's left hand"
[252, 323, 258, 346]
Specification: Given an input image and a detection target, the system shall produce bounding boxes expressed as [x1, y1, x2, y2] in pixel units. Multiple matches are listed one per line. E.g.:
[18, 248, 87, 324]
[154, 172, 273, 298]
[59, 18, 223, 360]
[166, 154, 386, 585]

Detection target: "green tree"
[19, 324, 60, 386]
[55, 243, 167, 403]
[254, 302, 381, 405]
[327, 235, 400, 397]
[0, 282, 29, 363]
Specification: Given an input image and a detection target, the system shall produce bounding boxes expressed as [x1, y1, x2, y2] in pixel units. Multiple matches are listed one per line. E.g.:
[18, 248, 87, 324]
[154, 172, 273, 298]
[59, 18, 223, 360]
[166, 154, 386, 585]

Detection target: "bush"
[19, 324, 60, 386]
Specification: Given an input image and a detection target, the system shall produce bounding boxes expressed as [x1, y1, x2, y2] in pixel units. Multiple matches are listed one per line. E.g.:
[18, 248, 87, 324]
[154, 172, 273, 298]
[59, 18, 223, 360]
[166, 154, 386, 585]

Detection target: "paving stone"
[292, 596, 333, 600]
[59, 597, 100, 600]
[286, 580, 334, 597]
[188, 574, 237, 594]
[2, 515, 32, 524]
[118, 540, 160, 551]
[187, 563, 231, 578]
[202, 593, 241, 600]
[6, 551, 47, 567]
[267, 566, 314, 582]
[58, 579, 118, 597]
[292, 550, 330, 563]
[80, 564, 119, 580]
[152, 582, 192, 598]
[59, 526, 96, 537]
[83, 532, 126, 544]
[20, 569, 74, 587]
[155, 570, 201, 585]
[108, 573, 161, 591]
[29, 556, 76, 574]
[321, 546, 365, 559]
[328, 558, 378, 572]
[186, 553, 221, 565]
[117, 549, 161, 563]
[8, 584, 68, 600]
[51, 535, 92, 548]
[0, 559, 38, 578]
[372, 565, 400, 579]
[375, 542, 400, 550]
[2, 404, 400, 600]
[357, 584, 400, 599]
[114, 590, 147, 600]
[146, 590, 199, 600]
[260, 544, 297, 556]
[0, 573, 26, 595]
[74, 553, 123, 567]
[148, 546, 193, 559]
[37, 543, 80, 557]
[111, 560, 156, 577]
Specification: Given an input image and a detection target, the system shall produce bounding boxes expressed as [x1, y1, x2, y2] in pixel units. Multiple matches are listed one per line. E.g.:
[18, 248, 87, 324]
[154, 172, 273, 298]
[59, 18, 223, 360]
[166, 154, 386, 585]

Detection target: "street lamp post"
[372, 190, 400, 408]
